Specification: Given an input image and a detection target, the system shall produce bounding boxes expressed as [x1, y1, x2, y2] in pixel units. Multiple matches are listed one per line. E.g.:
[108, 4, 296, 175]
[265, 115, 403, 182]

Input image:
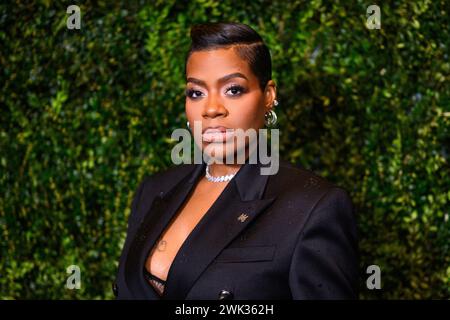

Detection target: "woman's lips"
[202, 127, 235, 143]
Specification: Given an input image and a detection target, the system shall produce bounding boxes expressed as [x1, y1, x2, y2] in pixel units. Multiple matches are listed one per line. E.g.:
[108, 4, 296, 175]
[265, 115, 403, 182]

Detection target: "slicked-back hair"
[185, 22, 272, 91]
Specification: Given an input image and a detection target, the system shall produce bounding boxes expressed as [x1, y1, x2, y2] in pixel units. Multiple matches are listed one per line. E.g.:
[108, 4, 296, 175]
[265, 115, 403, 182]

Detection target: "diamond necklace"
[205, 165, 236, 183]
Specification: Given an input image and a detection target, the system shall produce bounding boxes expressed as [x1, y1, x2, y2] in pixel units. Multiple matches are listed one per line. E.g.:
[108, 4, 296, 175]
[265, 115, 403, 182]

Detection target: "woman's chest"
[145, 182, 228, 280]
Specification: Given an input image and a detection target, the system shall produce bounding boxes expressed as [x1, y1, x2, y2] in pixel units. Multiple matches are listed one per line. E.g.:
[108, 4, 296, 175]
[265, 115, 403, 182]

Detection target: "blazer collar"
[187, 159, 271, 201]
[125, 160, 276, 300]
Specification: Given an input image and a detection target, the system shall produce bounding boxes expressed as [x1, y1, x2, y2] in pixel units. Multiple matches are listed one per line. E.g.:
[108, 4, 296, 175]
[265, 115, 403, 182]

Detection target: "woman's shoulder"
[273, 159, 352, 204]
[136, 164, 196, 194]
[276, 159, 335, 188]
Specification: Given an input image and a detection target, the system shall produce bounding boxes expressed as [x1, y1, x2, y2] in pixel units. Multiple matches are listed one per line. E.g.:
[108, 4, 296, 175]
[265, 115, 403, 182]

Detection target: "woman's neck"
[207, 163, 241, 177]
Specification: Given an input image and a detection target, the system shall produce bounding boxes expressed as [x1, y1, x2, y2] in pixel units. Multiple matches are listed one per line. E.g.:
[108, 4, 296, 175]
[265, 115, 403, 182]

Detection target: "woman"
[114, 22, 359, 300]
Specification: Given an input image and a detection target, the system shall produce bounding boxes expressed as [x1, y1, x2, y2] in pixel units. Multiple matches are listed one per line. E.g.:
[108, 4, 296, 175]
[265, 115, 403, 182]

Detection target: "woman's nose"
[202, 94, 228, 118]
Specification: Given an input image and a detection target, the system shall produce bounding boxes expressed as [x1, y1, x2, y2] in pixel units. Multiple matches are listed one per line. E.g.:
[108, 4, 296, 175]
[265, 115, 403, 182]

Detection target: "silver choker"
[205, 165, 236, 183]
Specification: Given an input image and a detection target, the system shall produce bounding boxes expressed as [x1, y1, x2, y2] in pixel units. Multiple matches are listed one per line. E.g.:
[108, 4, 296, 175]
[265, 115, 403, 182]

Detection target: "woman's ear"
[264, 80, 277, 112]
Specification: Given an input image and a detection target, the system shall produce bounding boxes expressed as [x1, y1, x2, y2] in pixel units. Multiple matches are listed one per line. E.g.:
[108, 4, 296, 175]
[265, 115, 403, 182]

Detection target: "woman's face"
[185, 47, 276, 163]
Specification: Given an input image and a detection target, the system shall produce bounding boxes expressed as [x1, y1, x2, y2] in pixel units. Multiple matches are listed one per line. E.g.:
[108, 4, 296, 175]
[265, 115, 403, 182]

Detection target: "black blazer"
[114, 160, 359, 300]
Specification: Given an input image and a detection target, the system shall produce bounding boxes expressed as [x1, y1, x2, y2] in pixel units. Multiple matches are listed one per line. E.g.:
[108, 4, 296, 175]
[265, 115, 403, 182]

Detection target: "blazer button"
[218, 289, 233, 300]
[112, 281, 118, 297]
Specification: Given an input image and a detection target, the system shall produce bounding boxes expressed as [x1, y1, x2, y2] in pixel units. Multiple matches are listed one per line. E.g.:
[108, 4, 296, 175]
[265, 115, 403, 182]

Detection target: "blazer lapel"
[125, 161, 277, 300]
[124, 164, 205, 299]
[162, 162, 276, 300]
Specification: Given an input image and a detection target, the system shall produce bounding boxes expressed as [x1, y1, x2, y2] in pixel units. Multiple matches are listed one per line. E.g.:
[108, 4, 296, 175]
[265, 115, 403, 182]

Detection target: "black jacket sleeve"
[288, 187, 359, 299]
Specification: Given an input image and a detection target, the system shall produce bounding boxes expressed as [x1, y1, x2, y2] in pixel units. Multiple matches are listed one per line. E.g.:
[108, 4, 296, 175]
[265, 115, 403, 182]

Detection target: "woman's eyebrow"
[186, 72, 248, 86]
[218, 72, 248, 82]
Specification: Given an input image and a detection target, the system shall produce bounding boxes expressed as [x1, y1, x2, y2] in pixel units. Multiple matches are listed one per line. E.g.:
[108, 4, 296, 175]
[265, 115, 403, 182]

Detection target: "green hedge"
[1, 0, 448, 299]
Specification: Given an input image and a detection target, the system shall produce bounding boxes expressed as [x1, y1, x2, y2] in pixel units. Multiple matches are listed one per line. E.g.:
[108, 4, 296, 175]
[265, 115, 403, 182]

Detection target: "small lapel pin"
[237, 213, 249, 223]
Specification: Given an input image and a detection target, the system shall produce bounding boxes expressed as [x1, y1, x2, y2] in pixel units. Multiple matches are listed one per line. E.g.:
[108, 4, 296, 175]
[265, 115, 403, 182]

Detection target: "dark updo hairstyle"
[185, 22, 272, 91]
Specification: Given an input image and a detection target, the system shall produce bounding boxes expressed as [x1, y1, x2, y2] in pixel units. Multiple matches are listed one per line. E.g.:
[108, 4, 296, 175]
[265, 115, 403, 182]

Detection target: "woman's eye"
[225, 85, 245, 96]
[185, 89, 204, 99]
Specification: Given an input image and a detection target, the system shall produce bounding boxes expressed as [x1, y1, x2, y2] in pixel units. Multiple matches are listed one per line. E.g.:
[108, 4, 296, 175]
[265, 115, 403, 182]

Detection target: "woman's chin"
[203, 145, 231, 162]
[201, 142, 248, 164]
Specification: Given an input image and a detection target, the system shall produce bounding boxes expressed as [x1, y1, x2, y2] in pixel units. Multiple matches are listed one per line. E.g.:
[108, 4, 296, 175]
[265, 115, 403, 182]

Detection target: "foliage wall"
[1, 0, 448, 299]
